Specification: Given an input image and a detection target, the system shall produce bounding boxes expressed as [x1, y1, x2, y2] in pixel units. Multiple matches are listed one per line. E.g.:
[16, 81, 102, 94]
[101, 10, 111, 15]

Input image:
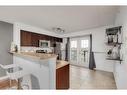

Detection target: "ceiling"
[0, 6, 119, 33]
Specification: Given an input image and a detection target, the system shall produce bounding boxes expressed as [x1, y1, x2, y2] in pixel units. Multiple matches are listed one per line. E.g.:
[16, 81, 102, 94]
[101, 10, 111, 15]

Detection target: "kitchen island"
[10, 52, 69, 89]
[11, 52, 57, 89]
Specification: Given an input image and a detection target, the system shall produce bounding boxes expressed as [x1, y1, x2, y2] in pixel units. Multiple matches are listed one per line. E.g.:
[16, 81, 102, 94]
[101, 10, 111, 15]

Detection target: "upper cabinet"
[20, 30, 63, 47]
[20, 30, 32, 46]
[31, 33, 40, 47]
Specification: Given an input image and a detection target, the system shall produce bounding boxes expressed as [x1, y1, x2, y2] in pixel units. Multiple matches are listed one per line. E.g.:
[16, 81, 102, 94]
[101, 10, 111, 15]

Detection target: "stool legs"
[9, 79, 12, 88]
[17, 78, 22, 89]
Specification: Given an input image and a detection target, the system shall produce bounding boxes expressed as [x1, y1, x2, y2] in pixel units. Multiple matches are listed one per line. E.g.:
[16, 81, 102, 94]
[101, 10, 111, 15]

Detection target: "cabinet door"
[50, 37, 55, 47]
[59, 38, 63, 43]
[20, 31, 32, 46]
[56, 38, 63, 43]
[56, 64, 69, 89]
[56, 38, 60, 42]
[46, 35, 50, 41]
[31, 33, 40, 47]
[40, 34, 45, 40]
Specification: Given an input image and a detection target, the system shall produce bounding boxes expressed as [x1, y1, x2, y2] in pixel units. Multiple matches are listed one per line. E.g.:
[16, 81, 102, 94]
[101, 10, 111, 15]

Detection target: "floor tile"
[70, 65, 117, 89]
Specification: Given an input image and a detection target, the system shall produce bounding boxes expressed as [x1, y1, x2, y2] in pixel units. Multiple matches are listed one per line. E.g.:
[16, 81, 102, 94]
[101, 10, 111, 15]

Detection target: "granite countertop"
[9, 52, 69, 69]
[10, 52, 58, 61]
[56, 60, 69, 69]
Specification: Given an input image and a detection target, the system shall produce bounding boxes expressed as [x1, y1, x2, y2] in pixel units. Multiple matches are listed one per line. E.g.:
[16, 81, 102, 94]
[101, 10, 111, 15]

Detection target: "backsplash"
[21, 46, 53, 53]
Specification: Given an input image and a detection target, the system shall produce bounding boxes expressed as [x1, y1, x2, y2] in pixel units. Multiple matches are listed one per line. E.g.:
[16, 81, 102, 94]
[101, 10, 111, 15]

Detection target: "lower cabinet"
[56, 64, 69, 89]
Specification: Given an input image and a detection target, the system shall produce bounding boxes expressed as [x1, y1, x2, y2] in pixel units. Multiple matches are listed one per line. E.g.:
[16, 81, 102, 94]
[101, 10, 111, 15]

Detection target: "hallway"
[70, 65, 116, 89]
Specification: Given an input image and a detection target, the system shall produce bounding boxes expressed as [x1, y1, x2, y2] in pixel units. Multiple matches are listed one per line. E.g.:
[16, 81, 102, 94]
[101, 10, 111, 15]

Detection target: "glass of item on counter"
[10, 42, 18, 52]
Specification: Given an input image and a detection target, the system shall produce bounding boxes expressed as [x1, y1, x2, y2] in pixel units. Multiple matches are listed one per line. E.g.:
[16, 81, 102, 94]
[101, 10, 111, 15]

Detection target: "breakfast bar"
[11, 52, 57, 89]
[10, 52, 69, 89]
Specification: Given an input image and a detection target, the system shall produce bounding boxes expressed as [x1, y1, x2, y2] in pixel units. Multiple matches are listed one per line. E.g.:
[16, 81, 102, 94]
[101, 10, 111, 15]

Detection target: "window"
[71, 40, 77, 48]
[81, 40, 88, 48]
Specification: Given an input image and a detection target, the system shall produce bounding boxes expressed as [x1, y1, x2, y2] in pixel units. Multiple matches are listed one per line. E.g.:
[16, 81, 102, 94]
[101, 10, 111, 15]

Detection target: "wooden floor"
[0, 79, 18, 89]
[70, 65, 117, 89]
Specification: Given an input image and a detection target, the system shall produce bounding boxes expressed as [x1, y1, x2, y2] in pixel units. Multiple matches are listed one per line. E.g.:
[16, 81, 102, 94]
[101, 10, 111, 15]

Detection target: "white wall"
[113, 6, 127, 89]
[13, 22, 62, 51]
[12, 7, 127, 89]
[12, 19, 116, 72]
[62, 26, 115, 72]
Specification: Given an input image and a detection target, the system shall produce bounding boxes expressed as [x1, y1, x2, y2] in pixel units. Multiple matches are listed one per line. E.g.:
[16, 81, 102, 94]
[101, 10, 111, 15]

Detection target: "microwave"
[39, 40, 50, 48]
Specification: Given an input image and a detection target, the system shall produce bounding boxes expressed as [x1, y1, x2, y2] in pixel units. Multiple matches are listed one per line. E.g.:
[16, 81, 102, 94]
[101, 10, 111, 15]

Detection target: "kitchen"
[0, 6, 127, 90]
[0, 22, 69, 89]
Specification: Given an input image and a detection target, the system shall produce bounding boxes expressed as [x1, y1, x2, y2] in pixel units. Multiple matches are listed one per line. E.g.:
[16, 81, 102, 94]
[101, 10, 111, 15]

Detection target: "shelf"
[106, 58, 122, 61]
[105, 26, 122, 64]
[106, 26, 122, 35]
[106, 58, 122, 64]
[105, 42, 122, 46]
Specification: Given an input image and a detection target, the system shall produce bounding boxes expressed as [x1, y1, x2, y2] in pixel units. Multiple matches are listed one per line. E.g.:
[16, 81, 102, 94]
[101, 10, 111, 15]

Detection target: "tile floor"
[70, 65, 117, 89]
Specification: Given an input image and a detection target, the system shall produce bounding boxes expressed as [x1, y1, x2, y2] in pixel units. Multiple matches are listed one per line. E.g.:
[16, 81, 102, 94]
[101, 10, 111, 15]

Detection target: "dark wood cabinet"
[31, 33, 40, 47]
[20, 30, 32, 46]
[40, 34, 45, 40]
[59, 38, 63, 43]
[20, 30, 63, 46]
[56, 37, 63, 43]
[56, 64, 69, 89]
[50, 37, 55, 47]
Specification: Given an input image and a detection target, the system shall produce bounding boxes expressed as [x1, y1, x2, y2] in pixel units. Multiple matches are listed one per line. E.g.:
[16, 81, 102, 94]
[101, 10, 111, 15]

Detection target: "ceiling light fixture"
[52, 27, 65, 33]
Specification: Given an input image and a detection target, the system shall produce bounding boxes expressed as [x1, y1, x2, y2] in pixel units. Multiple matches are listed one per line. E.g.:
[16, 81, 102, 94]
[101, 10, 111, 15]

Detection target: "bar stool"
[0, 64, 29, 89]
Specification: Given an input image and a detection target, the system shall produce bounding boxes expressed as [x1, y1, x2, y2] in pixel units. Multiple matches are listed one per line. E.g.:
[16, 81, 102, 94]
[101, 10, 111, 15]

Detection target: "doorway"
[70, 36, 90, 67]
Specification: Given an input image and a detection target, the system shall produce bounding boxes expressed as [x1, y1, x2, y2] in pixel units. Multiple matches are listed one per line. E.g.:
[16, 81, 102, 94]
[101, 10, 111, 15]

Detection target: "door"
[78, 37, 89, 67]
[70, 36, 89, 67]
[70, 39, 78, 64]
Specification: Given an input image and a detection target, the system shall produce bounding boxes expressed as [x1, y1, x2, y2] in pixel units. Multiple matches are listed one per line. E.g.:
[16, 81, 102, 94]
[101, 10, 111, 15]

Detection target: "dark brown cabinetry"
[56, 64, 69, 89]
[20, 30, 63, 47]
[21, 30, 32, 46]
[31, 33, 40, 47]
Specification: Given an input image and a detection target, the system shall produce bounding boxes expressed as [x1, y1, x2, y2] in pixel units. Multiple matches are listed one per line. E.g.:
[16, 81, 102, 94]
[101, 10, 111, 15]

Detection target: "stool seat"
[0, 64, 19, 69]
[0, 63, 30, 89]
[8, 70, 28, 80]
